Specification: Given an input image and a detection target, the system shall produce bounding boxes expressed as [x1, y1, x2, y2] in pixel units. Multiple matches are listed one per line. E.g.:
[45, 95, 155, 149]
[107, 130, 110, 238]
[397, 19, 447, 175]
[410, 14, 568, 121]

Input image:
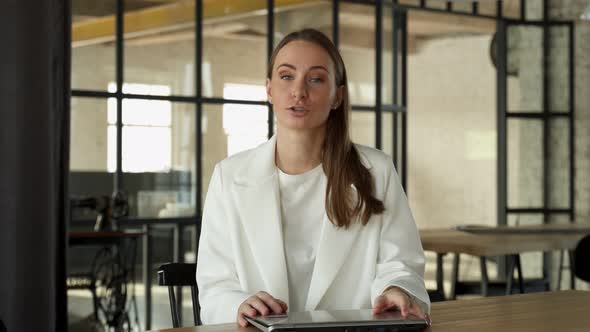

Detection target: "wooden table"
[420, 224, 590, 299]
[147, 291, 590, 332]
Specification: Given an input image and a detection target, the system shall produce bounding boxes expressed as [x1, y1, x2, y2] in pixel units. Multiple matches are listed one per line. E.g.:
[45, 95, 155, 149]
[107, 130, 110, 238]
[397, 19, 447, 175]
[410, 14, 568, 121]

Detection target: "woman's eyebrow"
[277, 63, 296, 70]
[309, 65, 329, 73]
[277, 63, 329, 73]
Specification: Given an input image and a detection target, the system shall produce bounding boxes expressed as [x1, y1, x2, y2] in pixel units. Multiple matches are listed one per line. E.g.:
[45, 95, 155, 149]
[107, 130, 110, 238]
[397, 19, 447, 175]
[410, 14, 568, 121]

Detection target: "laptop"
[245, 309, 429, 332]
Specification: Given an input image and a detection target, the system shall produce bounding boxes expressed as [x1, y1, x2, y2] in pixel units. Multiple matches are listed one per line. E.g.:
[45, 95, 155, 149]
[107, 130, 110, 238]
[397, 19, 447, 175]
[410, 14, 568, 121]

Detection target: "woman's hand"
[237, 291, 289, 327]
[372, 286, 429, 321]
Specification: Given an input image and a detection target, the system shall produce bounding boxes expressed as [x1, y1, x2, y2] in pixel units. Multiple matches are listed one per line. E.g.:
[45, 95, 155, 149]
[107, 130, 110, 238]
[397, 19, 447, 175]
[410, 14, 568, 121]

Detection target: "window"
[107, 83, 172, 173]
[222, 83, 268, 156]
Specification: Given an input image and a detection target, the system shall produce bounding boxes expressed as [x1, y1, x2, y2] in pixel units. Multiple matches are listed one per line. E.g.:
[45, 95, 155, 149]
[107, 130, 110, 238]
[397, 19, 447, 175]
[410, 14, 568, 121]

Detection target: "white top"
[277, 163, 326, 312]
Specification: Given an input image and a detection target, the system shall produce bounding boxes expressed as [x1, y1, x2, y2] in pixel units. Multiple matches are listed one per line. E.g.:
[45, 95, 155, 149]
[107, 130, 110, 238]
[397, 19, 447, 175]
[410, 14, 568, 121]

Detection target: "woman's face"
[267, 40, 343, 133]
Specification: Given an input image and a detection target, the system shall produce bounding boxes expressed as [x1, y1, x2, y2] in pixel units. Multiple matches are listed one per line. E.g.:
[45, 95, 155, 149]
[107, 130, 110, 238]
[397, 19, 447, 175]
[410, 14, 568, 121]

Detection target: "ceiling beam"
[72, 0, 316, 45]
[73, 0, 498, 50]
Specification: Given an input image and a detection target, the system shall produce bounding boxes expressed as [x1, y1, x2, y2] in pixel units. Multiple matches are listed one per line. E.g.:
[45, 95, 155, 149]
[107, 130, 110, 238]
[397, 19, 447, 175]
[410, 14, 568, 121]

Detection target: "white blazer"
[196, 136, 430, 324]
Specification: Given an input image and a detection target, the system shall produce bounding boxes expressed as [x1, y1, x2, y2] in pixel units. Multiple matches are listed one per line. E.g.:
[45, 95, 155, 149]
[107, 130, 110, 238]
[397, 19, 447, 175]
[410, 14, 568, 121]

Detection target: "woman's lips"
[287, 106, 308, 117]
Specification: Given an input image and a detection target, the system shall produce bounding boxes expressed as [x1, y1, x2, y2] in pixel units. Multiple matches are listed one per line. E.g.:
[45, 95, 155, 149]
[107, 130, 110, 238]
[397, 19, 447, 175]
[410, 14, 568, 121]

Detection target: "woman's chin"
[279, 120, 326, 133]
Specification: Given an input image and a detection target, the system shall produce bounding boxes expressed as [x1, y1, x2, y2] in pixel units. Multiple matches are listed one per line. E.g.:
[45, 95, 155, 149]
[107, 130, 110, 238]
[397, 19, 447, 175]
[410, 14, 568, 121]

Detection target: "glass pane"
[182, 225, 198, 262]
[397, 0, 421, 6]
[202, 0, 268, 100]
[548, 26, 570, 112]
[202, 103, 269, 206]
[70, 97, 114, 220]
[425, 0, 447, 11]
[123, 0, 196, 96]
[507, 213, 544, 279]
[137, 227, 181, 329]
[381, 111, 404, 166]
[381, 4, 394, 106]
[547, 119, 570, 209]
[340, 3, 375, 106]
[382, 111, 394, 158]
[524, 0, 543, 20]
[71, 0, 116, 90]
[478, 0, 498, 17]
[507, 120, 543, 208]
[452, 1, 473, 13]
[507, 26, 543, 113]
[275, 0, 331, 42]
[120, 101, 196, 219]
[507, 75, 521, 110]
[350, 111, 375, 148]
[71, 98, 110, 172]
[407, 27, 497, 229]
[407, 11, 496, 59]
[108, 83, 173, 127]
[507, 213, 544, 226]
[503, 0, 522, 19]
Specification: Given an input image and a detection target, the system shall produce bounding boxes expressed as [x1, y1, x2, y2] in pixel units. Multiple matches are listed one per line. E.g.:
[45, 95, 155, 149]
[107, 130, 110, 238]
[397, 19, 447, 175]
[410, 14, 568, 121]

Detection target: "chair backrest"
[574, 234, 590, 282]
[157, 263, 201, 327]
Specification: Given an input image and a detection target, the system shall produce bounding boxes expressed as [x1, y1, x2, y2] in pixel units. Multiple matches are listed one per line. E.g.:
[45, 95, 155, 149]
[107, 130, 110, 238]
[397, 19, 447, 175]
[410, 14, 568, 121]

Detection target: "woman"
[196, 29, 430, 326]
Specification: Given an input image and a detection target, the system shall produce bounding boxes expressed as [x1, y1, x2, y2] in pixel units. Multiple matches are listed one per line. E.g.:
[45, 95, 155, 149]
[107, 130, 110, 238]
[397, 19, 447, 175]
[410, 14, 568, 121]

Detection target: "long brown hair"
[267, 29, 384, 228]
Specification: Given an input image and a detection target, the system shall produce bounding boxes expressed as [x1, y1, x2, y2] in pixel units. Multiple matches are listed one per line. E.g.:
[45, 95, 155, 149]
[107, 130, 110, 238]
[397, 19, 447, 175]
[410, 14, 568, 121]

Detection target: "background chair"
[573, 234, 590, 282]
[157, 263, 201, 327]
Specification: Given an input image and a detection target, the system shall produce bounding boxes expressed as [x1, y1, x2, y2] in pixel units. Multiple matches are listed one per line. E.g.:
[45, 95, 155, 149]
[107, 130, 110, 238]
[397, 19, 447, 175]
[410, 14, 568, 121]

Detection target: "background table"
[147, 291, 590, 332]
[420, 224, 590, 298]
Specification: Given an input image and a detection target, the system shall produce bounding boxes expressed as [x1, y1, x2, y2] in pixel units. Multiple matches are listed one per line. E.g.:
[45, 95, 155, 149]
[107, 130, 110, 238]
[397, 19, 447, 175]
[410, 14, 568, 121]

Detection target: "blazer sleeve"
[370, 160, 431, 314]
[196, 164, 251, 324]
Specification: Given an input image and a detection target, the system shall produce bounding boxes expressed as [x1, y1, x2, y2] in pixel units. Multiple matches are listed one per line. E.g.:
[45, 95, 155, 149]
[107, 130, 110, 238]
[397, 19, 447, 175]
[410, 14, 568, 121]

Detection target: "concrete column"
[0, 1, 69, 331]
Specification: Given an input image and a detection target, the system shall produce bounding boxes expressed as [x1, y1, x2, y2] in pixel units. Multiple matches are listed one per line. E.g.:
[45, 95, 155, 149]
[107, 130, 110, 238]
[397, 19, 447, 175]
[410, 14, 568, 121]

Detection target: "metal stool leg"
[557, 250, 564, 290]
[450, 253, 460, 300]
[480, 257, 489, 297]
[505, 255, 515, 295]
[568, 250, 576, 290]
[515, 254, 524, 293]
[168, 286, 180, 328]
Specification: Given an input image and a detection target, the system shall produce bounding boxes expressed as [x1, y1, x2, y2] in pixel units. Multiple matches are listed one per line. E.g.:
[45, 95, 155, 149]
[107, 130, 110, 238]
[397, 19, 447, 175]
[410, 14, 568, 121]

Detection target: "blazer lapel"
[305, 213, 361, 311]
[232, 136, 289, 303]
[305, 146, 373, 311]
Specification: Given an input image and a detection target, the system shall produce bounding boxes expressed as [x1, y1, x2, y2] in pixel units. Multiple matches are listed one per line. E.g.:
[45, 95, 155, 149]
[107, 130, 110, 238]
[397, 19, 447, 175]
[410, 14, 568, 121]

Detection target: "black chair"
[157, 263, 201, 327]
[427, 289, 446, 302]
[573, 234, 590, 282]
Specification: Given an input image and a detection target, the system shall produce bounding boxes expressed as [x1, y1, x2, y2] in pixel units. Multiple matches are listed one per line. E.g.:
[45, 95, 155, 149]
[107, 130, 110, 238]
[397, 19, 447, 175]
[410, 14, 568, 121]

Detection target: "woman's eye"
[280, 75, 294, 80]
[309, 77, 324, 83]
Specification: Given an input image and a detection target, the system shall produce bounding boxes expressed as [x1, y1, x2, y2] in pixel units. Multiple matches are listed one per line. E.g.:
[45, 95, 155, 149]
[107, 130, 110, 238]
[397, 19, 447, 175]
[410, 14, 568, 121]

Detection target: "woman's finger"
[237, 303, 258, 327]
[372, 295, 396, 314]
[277, 299, 289, 312]
[237, 315, 248, 328]
[375, 288, 412, 316]
[397, 298, 410, 318]
[406, 303, 427, 320]
[246, 296, 271, 316]
[256, 291, 286, 314]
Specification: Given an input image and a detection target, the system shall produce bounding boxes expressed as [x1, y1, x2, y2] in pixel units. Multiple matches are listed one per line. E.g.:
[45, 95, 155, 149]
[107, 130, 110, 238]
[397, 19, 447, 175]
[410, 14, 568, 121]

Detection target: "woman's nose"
[291, 79, 307, 100]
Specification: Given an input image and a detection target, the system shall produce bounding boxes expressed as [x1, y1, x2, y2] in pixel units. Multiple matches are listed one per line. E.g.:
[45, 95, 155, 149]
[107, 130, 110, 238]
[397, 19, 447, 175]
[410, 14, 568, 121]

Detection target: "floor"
[68, 284, 196, 331]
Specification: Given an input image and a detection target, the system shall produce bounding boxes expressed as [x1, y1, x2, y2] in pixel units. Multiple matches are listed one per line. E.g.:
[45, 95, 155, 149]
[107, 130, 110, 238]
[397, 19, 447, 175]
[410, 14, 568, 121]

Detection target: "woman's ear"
[333, 85, 345, 109]
[266, 78, 272, 104]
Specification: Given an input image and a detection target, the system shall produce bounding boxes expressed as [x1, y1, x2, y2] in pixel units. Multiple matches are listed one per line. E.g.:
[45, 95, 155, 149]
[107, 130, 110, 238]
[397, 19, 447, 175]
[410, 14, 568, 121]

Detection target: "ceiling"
[71, 0, 519, 52]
